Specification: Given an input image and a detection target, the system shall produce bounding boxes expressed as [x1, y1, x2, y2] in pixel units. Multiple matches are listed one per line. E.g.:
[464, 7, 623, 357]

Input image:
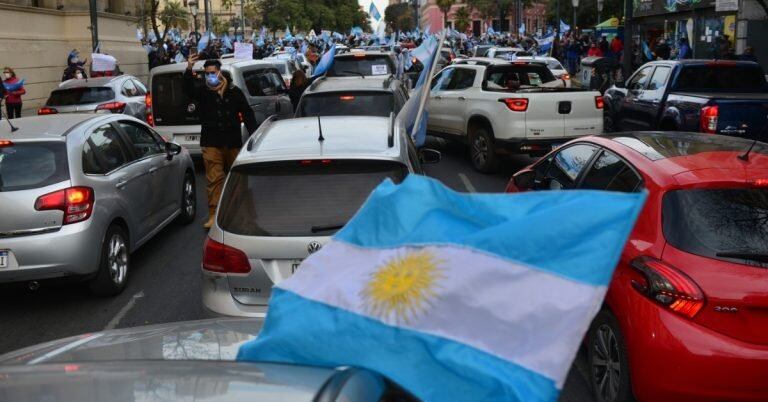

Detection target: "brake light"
[34, 186, 94, 224]
[95, 102, 126, 113]
[595, 96, 605, 109]
[299, 159, 332, 165]
[354, 53, 366, 58]
[0, 140, 12, 147]
[700, 105, 718, 134]
[339, 95, 355, 101]
[630, 257, 705, 318]
[37, 107, 58, 115]
[145, 92, 154, 126]
[561, 74, 571, 80]
[202, 237, 251, 274]
[500, 98, 529, 112]
[750, 178, 768, 187]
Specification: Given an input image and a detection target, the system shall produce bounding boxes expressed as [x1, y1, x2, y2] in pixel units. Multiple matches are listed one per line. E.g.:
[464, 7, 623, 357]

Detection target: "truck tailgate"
[715, 99, 768, 141]
[524, 90, 603, 139]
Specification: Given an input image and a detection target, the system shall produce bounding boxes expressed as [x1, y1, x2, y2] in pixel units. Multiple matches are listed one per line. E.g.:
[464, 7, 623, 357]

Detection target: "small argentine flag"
[238, 175, 645, 401]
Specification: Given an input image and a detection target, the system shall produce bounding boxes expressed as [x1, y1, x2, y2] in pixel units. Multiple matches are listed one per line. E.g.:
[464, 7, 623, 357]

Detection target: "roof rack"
[246, 114, 279, 151]
[387, 111, 395, 148]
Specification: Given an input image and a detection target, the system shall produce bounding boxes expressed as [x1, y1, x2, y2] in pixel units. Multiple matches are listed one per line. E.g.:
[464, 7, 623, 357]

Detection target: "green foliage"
[453, 6, 470, 32]
[159, 0, 189, 30]
[212, 15, 231, 35]
[257, 0, 368, 33]
[436, 0, 455, 26]
[546, 0, 624, 29]
[384, 3, 415, 32]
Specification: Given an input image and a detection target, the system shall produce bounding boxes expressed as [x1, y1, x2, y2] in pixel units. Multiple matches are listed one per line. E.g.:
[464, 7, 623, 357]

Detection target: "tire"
[603, 109, 616, 133]
[588, 310, 634, 402]
[176, 171, 196, 225]
[89, 225, 130, 297]
[469, 125, 499, 173]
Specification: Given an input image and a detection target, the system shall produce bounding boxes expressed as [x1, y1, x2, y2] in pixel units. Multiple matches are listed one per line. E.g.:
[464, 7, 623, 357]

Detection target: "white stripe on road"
[27, 333, 104, 364]
[458, 173, 477, 193]
[104, 291, 144, 331]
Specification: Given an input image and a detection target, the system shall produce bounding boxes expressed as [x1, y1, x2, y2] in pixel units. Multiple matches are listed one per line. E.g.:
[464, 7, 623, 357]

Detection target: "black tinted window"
[674, 65, 767, 92]
[297, 92, 394, 117]
[581, 151, 642, 192]
[89, 124, 129, 173]
[663, 189, 768, 266]
[218, 160, 408, 236]
[328, 56, 394, 77]
[447, 68, 476, 90]
[243, 71, 284, 96]
[538, 144, 598, 190]
[118, 121, 163, 159]
[151, 72, 202, 126]
[47, 87, 115, 106]
[483, 64, 556, 91]
[82, 141, 102, 175]
[0, 142, 69, 191]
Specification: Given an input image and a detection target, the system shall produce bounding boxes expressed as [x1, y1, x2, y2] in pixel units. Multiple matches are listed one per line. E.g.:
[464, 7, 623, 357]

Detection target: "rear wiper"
[340, 70, 365, 78]
[715, 251, 768, 263]
[310, 223, 345, 233]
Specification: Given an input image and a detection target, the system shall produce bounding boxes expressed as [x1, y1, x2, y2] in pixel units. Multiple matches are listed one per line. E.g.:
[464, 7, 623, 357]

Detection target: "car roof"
[491, 47, 525, 52]
[237, 116, 403, 164]
[58, 76, 129, 89]
[453, 57, 542, 66]
[305, 75, 397, 94]
[0, 114, 105, 140]
[150, 59, 275, 75]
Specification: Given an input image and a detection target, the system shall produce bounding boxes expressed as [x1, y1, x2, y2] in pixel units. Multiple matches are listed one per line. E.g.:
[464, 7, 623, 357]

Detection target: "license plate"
[0, 251, 8, 268]
[184, 135, 200, 142]
[291, 260, 303, 274]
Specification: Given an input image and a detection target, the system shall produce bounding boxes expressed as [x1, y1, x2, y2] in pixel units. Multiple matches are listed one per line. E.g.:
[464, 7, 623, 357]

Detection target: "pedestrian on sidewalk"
[2, 67, 25, 119]
[183, 55, 257, 229]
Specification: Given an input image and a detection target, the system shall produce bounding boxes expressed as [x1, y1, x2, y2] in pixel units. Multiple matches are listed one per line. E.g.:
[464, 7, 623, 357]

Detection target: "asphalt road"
[0, 136, 595, 401]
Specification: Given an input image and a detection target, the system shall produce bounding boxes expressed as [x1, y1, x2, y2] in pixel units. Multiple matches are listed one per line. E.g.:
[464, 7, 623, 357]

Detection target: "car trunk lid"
[713, 99, 768, 141]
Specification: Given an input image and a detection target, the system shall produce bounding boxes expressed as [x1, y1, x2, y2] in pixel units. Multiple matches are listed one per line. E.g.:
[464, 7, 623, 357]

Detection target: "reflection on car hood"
[0, 318, 264, 365]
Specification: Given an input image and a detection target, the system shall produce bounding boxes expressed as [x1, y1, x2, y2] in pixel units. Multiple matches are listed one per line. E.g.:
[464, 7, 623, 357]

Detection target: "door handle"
[116, 180, 128, 189]
[148, 166, 159, 174]
[433, 96, 442, 100]
[458, 96, 467, 101]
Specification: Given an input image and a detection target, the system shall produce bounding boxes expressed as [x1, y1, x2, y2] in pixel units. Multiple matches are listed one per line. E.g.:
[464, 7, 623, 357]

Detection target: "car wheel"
[177, 171, 196, 225]
[588, 310, 634, 402]
[469, 126, 498, 173]
[89, 225, 129, 297]
[603, 110, 616, 133]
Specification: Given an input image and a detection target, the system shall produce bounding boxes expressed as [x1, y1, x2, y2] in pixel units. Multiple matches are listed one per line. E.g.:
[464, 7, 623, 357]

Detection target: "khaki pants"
[202, 147, 240, 213]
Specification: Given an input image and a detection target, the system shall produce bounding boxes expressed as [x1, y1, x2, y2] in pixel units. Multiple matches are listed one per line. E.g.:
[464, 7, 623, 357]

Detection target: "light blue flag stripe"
[237, 288, 560, 402]
[334, 175, 646, 286]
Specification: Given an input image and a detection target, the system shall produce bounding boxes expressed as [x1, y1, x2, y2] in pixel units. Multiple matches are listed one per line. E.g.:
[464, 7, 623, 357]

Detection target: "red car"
[505, 132, 768, 402]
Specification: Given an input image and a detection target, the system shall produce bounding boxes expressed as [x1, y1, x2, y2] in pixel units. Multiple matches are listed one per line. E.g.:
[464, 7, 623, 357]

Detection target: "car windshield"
[297, 92, 394, 117]
[663, 188, 768, 266]
[483, 64, 557, 91]
[217, 160, 408, 236]
[673, 65, 767, 93]
[0, 142, 69, 191]
[47, 87, 114, 106]
[327, 55, 393, 77]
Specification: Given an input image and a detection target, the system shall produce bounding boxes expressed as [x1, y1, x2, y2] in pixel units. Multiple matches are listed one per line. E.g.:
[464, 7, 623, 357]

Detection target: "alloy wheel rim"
[472, 135, 488, 167]
[592, 324, 621, 402]
[184, 178, 195, 216]
[108, 234, 128, 285]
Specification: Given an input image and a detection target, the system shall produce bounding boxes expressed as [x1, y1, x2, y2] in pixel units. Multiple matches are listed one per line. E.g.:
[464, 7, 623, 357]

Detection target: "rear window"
[328, 55, 394, 77]
[673, 65, 767, 93]
[270, 63, 287, 74]
[47, 87, 114, 106]
[151, 72, 202, 126]
[483, 64, 557, 91]
[0, 142, 69, 191]
[218, 160, 408, 236]
[663, 188, 768, 266]
[297, 92, 394, 117]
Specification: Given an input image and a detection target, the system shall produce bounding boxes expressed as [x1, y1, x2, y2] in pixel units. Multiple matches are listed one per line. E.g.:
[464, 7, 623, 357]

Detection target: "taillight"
[339, 95, 355, 101]
[700, 105, 718, 134]
[34, 186, 94, 225]
[751, 178, 768, 187]
[500, 98, 529, 112]
[202, 238, 251, 274]
[561, 73, 571, 80]
[630, 257, 705, 318]
[37, 107, 58, 115]
[95, 102, 126, 113]
[145, 92, 154, 126]
[595, 96, 605, 109]
[0, 139, 12, 147]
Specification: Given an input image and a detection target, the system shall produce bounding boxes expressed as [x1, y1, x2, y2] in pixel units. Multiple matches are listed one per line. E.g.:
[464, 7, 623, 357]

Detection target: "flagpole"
[410, 31, 446, 144]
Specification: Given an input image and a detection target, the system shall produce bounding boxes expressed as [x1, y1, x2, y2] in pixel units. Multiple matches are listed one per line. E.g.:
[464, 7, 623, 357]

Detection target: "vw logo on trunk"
[307, 241, 322, 254]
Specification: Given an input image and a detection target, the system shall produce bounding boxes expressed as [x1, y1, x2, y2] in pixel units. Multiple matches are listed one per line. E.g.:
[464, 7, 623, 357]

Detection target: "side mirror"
[419, 148, 441, 164]
[513, 170, 535, 190]
[165, 142, 182, 160]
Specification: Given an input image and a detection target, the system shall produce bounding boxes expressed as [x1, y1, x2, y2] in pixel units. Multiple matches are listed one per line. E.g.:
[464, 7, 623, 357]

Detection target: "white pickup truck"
[427, 58, 604, 172]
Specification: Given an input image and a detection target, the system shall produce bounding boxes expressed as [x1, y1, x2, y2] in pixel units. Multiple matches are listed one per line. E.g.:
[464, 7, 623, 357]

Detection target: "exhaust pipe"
[28, 281, 40, 291]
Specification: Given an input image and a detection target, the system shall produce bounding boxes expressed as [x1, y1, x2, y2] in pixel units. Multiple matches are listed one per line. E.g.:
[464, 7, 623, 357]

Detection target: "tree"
[211, 15, 230, 35]
[546, 0, 623, 30]
[159, 1, 189, 36]
[436, 0, 455, 29]
[453, 6, 471, 32]
[384, 3, 415, 32]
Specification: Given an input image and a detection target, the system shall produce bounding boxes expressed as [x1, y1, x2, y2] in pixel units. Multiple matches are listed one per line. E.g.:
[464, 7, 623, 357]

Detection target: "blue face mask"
[205, 72, 221, 88]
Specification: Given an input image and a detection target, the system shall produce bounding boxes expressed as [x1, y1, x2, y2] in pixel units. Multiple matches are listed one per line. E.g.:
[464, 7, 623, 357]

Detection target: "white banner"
[234, 42, 254, 60]
[91, 53, 117, 72]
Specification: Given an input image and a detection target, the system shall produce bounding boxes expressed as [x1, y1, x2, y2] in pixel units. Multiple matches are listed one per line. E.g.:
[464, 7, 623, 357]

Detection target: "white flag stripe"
[280, 241, 607, 386]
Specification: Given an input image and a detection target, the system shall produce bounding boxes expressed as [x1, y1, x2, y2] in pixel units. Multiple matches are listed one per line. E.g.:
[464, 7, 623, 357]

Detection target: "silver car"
[39, 76, 148, 121]
[148, 59, 293, 156]
[202, 115, 440, 317]
[0, 114, 196, 295]
[296, 75, 410, 118]
[263, 56, 301, 88]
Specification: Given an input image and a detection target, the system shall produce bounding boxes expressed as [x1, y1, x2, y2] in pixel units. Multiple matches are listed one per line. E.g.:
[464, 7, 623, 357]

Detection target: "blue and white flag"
[221, 34, 232, 50]
[519, 23, 526, 35]
[321, 31, 331, 44]
[487, 24, 496, 36]
[2, 79, 24, 92]
[284, 24, 293, 40]
[136, 28, 144, 41]
[397, 33, 439, 146]
[238, 175, 646, 402]
[642, 41, 654, 60]
[312, 43, 337, 77]
[197, 32, 210, 52]
[369, 2, 382, 21]
[560, 20, 570, 33]
[300, 41, 308, 55]
[536, 31, 556, 55]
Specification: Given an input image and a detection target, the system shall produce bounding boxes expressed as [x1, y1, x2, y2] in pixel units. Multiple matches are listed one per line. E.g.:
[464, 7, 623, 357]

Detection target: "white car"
[427, 58, 604, 172]
[263, 56, 301, 88]
[516, 56, 571, 87]
[201, 115, 441, 317]
[486, 47, 532, 60]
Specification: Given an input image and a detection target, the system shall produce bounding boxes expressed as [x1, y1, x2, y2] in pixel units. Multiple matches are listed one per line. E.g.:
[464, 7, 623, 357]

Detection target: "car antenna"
[738, 139, 758, 161]
[0, 101, 19, 132]
[316, 115, 325, 142]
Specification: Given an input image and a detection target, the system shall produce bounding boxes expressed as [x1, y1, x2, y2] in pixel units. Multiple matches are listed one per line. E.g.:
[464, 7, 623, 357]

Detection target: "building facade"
[420, 0, 548, 36]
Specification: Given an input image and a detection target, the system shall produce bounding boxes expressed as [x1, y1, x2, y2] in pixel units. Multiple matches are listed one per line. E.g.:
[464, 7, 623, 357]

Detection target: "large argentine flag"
[238, 176, 645, 401]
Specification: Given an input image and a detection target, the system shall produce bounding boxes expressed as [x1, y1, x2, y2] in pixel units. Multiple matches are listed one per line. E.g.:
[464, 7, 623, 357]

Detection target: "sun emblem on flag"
[361, 251, 444, 325]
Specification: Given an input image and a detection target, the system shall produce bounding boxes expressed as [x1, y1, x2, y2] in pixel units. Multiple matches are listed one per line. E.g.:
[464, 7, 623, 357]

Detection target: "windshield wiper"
[715, 251, 768, 263]
[340, 70, 365, 78]
[311, 223, 345, 233]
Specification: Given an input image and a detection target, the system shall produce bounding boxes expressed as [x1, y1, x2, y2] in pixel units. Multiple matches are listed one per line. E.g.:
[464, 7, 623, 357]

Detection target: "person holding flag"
[2, 67, 25, 119]
[397, 32, 442, 147]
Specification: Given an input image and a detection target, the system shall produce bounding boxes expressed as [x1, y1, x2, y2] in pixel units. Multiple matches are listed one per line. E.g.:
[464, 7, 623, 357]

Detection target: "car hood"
[0, 318, 264, 365]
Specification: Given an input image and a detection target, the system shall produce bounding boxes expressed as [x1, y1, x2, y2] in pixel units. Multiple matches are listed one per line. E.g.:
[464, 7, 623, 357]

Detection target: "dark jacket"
[183, 69, 258, 148]
[288, 83, 309, 110]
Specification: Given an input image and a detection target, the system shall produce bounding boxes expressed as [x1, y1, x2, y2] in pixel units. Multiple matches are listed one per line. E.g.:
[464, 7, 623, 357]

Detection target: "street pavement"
[0, 136, 594, 401]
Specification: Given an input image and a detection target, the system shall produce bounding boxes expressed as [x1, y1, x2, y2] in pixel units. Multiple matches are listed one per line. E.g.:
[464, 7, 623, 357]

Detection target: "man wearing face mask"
[183, 55, 257, 230]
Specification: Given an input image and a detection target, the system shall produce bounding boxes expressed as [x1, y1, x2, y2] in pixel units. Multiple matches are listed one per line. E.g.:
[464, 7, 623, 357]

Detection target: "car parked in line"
[147, 58, 292, 156]
[603, 60, 768, 138]
[327, 50, 397, 78]
[428, 58, 603, 172]
[202, 115, 440, 317]
[295, 74, 410, 118]
[486, 47, 532, 60]
[38, 76, 148, 121]
[0, 114, 196, 296]
[262, 56, 301, 88]
[516, 56, 571, 87]
[505, 131, 768, 402]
